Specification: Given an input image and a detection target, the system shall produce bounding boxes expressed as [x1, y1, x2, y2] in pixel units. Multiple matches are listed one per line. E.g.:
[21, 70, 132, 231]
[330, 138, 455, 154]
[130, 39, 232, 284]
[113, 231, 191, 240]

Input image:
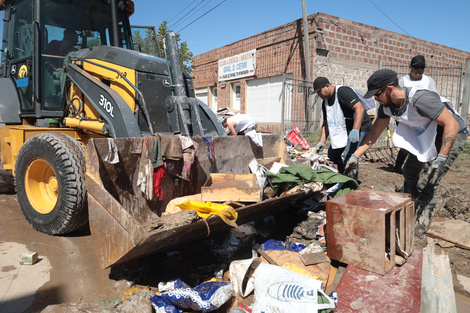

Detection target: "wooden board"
[427, 217, 470, 249]
[263, 250, 330, 286]
[201, 173, 261, 203]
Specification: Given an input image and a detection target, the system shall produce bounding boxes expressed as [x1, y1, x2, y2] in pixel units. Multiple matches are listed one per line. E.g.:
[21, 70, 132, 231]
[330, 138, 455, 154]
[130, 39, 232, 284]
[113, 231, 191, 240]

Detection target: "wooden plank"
[299, 251, 331, 266]
[427, 217, 470, 250]
[421, 239, 457, 313]
[263, 250, 330, 286]
[201, 173, 261, 203]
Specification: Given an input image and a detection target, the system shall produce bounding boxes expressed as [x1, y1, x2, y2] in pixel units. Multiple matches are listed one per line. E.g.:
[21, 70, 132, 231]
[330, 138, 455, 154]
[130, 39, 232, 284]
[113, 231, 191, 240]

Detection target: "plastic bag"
[285, 125, 310, 150]
[252, 263, 335, 313]
[176, 200, 238, 227]
[151, 280, 234, 313]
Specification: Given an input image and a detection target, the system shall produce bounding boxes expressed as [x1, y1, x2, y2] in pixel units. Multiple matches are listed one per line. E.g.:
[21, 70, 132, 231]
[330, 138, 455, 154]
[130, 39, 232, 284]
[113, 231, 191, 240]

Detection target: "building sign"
[218, 49, 256, 81]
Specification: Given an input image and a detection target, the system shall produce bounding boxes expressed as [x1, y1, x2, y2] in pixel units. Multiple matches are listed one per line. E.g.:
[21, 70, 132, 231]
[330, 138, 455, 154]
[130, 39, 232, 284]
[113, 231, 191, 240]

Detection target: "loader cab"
[0, 0, 134, 123]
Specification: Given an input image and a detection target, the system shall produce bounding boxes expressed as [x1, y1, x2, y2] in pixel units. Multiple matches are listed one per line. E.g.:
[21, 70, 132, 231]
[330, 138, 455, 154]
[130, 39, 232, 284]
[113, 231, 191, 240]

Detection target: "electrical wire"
[171, 0, 216, 30]
[167, 0, 198, 25]
[168, 0, 208, 30]
[176, 0, 228, 33]
[367, 0, 413, 37]
[452, 41, 470, 49]
[367, 0, 456, 60]
[166, 0, 194, 24]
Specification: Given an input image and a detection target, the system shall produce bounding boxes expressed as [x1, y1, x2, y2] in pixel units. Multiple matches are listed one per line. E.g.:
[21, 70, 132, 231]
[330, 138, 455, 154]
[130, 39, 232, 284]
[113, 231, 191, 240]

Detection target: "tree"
[132, 28, 159, 56]
[157, 21, 193, 74]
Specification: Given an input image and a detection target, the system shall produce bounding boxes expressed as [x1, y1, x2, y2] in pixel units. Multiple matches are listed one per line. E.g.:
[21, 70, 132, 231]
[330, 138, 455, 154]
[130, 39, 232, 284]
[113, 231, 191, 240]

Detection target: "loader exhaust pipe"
[165, 32, 186, 97]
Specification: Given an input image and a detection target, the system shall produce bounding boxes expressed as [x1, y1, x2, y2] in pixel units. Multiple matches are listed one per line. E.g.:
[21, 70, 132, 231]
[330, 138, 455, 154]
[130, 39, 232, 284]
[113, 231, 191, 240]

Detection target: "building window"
[232, 83, 241, 111]
[211, 87, 218, 111]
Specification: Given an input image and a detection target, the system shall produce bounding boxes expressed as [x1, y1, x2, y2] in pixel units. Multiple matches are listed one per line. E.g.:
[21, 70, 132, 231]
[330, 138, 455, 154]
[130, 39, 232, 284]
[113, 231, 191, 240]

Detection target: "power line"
[169, 0, 208, 30]
[367, 0, 455, 61]
[452, 41, 470, 48]
[172, 0, 216, 30]
[167, 0, 197, 24]
[176, 0, 228, 33]
[367, 0, 412, 37]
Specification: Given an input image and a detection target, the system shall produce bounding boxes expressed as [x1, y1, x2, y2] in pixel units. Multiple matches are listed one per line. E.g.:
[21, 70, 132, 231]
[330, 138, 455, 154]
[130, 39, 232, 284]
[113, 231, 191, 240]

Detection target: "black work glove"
[344, 155, 359, 177]
[427, 154, 447, 185]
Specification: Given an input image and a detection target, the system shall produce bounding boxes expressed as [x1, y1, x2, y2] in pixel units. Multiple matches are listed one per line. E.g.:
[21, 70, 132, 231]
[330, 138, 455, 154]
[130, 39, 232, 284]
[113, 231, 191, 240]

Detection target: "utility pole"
[302, 0, 311, 82]
[461, 59, 470, 121]
[302, 0, 313, 131]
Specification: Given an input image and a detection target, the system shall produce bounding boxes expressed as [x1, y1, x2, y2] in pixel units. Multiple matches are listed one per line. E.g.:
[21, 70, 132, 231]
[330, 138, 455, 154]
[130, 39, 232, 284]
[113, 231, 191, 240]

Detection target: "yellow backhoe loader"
[0, 0, 312, 268]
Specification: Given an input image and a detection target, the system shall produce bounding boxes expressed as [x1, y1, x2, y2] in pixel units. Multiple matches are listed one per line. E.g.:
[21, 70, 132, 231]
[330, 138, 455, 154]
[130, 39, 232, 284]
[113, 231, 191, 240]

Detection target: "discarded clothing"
[104, 138, 119, 164]
[181, 135, 198, 180]
[148, 135, 163, 168]
[245, 129, 263, 147]
[205, 136, 214, 158]
[136, 137, 153, 199]
[266, 164, 358, 198]
[151, 280, 233, 313]
[158, 133, 183, 160]
[176, 200, 238, 227]
[153, 165, 165, 200]
[260, 239, 305, 252]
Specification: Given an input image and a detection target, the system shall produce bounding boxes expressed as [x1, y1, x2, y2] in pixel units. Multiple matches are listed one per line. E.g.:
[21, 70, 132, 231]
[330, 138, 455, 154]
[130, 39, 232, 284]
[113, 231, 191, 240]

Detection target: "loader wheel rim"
[25, 158, 58, 214]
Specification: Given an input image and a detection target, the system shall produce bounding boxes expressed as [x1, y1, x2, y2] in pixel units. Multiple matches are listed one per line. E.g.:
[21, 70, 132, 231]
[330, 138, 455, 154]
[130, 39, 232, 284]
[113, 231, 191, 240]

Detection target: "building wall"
[193, 12, 470, 133]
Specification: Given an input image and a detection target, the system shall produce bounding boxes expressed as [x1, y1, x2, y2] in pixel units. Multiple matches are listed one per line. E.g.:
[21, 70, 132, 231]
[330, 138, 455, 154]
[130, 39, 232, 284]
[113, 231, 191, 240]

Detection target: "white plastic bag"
[229, 257, 258, 298]
[252, 263, 335, 313]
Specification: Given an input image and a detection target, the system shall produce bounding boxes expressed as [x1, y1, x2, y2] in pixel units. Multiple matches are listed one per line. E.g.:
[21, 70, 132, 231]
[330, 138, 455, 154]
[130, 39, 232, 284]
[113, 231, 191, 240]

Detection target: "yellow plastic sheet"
[176, 200, 238, 227]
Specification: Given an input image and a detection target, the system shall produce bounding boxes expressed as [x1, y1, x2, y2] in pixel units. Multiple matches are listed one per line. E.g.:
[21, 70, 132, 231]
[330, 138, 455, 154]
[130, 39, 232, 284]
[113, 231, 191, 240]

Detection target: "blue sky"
[1, 0, 469, 56]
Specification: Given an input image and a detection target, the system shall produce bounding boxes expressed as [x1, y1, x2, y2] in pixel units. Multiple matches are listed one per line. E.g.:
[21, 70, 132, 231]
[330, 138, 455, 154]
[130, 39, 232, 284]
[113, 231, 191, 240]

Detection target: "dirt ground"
[357, 149, 470, 298]
[1, 148, 470, 312]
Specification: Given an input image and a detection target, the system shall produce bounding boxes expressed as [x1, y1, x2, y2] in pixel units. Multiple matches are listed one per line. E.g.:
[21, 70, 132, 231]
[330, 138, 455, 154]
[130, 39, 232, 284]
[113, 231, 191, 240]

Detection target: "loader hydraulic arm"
[65, 63, 141, 138]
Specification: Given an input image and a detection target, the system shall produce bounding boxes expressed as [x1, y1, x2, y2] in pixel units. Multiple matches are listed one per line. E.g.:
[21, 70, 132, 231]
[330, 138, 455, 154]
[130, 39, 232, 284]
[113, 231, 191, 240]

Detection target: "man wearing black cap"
[344, 69, 468, 237]
[312, 77, 372, 175]
[394, 55, 438, 173]
[399, 55, 436, 91]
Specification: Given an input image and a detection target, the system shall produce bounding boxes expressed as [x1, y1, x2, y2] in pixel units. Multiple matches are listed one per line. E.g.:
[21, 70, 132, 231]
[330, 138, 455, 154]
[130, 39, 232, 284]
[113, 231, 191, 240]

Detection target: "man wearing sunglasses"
[344, 69, 468, 240]
[399, 55, 437, 91]
[394, 55, 438, 173]
[312, 77, 372, 175]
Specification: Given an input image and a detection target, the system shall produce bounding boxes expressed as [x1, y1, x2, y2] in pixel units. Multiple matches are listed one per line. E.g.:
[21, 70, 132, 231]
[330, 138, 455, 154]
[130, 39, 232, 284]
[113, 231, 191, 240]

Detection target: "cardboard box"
[19, 252, 38, 265]
[201, 173, 261, 203]
[256, 157, 286, 169]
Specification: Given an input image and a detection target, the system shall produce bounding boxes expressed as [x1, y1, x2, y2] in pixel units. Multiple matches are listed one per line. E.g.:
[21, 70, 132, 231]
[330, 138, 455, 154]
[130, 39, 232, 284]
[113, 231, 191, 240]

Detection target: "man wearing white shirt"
[395, 55, 437, 172]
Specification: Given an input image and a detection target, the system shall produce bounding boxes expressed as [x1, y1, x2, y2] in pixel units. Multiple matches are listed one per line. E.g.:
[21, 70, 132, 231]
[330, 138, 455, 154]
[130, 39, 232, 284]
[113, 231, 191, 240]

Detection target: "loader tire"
[15, 132, 88, 235]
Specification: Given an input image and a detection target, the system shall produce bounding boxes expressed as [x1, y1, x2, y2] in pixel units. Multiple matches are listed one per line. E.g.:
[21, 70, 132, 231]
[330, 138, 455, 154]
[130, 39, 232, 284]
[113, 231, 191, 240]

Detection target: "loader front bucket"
[85, 135, 314, 269]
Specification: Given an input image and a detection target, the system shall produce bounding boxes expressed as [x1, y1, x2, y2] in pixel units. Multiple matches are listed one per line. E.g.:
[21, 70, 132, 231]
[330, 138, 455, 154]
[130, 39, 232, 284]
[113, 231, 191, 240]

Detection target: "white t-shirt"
[399, 74, 437, 92]
[227, 114, 257, 133]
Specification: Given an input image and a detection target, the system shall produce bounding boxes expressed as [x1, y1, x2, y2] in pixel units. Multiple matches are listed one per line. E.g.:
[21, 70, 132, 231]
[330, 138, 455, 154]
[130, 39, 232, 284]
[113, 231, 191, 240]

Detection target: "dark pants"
[328, 130, 368, 174]
[403, 132, 467, 230]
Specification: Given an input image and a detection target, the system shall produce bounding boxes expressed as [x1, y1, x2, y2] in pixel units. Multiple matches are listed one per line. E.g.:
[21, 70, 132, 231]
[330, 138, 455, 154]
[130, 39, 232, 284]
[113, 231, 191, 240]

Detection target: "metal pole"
[460, 59, 470, 121]
[302, 0, 311, 82]
[302, 0, 312, 131]
[110, 0, 120, 47]
[281, 74, 286, 135]
[165, 32, 186, 97]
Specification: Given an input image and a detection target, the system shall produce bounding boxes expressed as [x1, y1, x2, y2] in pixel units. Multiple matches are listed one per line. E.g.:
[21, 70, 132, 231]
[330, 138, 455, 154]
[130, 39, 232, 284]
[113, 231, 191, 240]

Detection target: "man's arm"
[344, 116, 390, 176]
[433, 108, 459, 156]
[227, 122, 238, 136]
[352, 116, 390, 158]
[351, 101, 365, 130]
[319, 120, 328, 142]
